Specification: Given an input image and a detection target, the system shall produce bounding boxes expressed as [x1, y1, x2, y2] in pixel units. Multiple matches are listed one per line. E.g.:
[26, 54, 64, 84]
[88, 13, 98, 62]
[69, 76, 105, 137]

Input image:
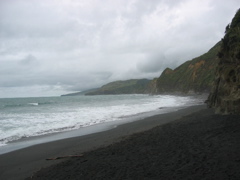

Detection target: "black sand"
[1, 105, 240, 179]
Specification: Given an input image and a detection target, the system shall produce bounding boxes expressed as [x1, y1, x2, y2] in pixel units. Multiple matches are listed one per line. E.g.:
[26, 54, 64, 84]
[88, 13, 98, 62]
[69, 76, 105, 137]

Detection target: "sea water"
[0, 94, 204, 152]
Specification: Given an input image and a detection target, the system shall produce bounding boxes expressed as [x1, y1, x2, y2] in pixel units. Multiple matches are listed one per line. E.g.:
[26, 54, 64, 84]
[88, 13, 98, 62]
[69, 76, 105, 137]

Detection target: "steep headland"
[156, 42, 221, 94]
[207, 9, 240, 114]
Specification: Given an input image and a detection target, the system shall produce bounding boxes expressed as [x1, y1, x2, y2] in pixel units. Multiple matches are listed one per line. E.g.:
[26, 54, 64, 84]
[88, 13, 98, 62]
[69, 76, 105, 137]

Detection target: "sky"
[0, 0, 239, 98]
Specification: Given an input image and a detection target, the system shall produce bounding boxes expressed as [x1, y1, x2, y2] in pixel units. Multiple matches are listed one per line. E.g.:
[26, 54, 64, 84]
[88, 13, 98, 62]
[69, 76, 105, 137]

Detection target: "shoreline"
[0, 104, 206, 180]
[0, 94, 207, 151]
[0, 102, 200, 155]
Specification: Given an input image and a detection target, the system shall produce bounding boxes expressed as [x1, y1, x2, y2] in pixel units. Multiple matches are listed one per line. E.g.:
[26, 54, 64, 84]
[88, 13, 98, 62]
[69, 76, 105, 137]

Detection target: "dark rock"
[207, 9, 240, 114]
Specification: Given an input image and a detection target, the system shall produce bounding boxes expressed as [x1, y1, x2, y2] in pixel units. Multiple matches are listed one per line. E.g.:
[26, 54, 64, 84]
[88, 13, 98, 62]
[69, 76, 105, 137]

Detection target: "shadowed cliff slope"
[207, 9, 240, 114]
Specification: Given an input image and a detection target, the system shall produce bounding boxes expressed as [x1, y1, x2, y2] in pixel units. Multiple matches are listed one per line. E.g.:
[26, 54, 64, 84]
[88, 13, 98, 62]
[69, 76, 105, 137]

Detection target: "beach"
[1, 104, 240, 179]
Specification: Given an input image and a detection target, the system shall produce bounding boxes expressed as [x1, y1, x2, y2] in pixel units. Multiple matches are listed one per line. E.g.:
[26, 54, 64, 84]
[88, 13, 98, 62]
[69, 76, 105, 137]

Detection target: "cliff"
[85, 79, 151, 95]
[156, 42, 221, 94]
[207, 9, 240, 114]
[147, 78, 158, 94]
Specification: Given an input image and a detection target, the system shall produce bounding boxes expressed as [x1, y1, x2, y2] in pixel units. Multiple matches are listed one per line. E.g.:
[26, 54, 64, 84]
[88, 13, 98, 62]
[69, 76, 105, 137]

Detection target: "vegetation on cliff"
[156, 42, 221, 94]
[85, 79, 151, 95]
[208, 9, 240, 114]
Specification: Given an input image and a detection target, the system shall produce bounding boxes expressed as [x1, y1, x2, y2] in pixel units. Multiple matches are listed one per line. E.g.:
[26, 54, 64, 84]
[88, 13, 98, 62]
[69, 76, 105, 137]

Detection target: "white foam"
[0, 95, 204, 146]
[28, 103, 39, 106]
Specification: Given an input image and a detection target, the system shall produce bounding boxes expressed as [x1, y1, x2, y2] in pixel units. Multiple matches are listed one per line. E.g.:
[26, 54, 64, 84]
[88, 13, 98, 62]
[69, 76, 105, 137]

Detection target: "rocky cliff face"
[207, 9, 240, 114]
[156, 42, 221, 94]
[146, 78, 158, 94]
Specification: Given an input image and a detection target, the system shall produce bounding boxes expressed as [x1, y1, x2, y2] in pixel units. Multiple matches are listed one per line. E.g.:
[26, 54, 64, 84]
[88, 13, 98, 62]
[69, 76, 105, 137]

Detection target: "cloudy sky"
[0, 0, 239, 97]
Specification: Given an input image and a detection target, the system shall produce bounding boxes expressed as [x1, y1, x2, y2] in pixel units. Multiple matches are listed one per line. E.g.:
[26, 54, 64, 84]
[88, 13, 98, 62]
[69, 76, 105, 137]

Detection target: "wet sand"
[1, 105, 240, 179]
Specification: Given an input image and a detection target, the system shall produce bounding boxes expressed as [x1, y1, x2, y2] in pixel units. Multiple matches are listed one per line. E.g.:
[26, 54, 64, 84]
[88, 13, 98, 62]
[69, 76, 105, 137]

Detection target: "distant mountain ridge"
[62, 79, 152, 96]
[62, 42, 221, 96]
[85, 79, 151, 95]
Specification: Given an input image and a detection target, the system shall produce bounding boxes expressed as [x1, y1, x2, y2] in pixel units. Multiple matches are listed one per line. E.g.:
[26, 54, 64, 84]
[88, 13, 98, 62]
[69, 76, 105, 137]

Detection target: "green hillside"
[156, 42, 221, 94]
[86, 79, 151, 95]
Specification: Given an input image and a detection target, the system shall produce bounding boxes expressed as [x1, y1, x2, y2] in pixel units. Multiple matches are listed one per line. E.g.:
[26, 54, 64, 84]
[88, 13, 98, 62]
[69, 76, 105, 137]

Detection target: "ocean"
[0, 94, 205, 154]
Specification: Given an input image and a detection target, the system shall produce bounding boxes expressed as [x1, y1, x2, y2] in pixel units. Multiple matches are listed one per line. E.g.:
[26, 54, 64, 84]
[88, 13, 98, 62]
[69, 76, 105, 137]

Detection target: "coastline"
[0, 104, 206, 180]
[0, 104, 197, 155]
[0, 94, 205, 151]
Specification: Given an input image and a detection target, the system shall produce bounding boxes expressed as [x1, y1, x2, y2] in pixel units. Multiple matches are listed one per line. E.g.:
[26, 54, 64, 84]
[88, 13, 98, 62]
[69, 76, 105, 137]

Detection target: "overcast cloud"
[0, 0, 239, 97]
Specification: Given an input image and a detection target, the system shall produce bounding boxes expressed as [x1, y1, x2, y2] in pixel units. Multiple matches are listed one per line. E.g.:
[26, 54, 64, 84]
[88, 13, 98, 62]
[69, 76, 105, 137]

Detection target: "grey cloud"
[19, 54, 37, 65]
[137, 54, 167, 73]
[0, 0, 239, 97]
